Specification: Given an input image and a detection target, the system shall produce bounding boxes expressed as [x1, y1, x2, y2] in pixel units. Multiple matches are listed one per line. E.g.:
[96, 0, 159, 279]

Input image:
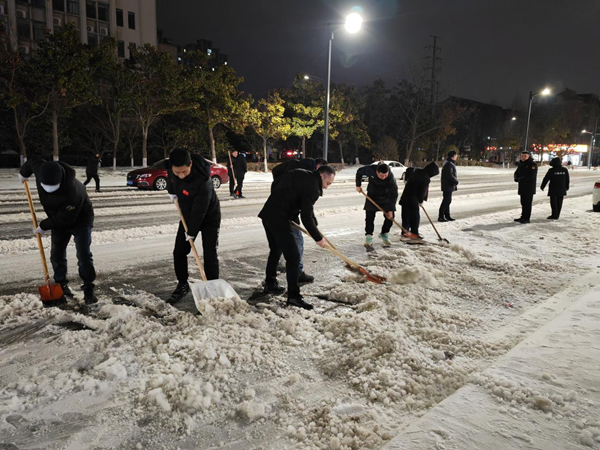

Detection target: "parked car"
[593, 178, 600, 212]
[126, 159, 229, 191]
[370, 160, 408, 180]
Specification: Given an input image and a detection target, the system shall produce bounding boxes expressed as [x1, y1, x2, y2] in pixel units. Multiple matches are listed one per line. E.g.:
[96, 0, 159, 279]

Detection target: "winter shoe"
[445, 216, 456, 221]
[514, 217, 523, 222]
[168, 282, 190, 304]
[263, 281, 285, 295]
[60, 283, 74, 298]
[83, 286, 98, 305]
[298, 272, 315, 284]
[547, 215, 557, 220]
[379, 233, 391, 247]
[286, 294, 314, 310]
[438, 217, 448, 222]
[518, 219, 530, 224]
[364, 234, 373, 247]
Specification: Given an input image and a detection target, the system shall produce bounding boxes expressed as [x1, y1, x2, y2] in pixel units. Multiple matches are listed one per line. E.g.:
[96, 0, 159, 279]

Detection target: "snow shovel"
[420, 204, 450, 243]
[228, 152, 240, 198]
[23, 180, 66, 307]
[359, 191, 420, 239]
[291, 222, 386, 284]
[173, 199, 238, 309]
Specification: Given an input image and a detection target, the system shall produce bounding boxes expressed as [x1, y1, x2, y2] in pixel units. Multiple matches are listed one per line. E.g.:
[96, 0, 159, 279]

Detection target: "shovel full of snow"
[173, 199, 238, 309]
[23, 180, 66, 307]
[360, 191, 420, 239]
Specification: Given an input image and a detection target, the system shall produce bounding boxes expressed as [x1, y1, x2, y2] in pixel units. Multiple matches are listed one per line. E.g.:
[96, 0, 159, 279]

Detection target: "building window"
[97, 3, 108, 22]
[67, 0, 79, 15]
[53, 0, 65, 12]
[86, 2, 96, 19]
[31, 0, 45, 8]
[33, 23, 46, 40]
[116, 9, 123, 27]
[128, 11, 135, 29]
[117, 40, 125, 58]
[17, 21, 31, 40]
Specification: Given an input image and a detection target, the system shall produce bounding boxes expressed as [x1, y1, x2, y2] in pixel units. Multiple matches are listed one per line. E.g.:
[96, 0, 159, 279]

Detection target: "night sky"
[157, 0, 600, 107]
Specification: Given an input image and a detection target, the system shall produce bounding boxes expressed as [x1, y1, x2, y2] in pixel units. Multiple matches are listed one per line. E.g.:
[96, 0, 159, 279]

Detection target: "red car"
[126, 158, 229, 190]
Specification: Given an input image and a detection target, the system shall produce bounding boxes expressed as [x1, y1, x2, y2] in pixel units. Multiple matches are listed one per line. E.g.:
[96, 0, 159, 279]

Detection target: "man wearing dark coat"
[399, 162, 440, 238]
[19, 156, 98, 303]
[540, 157, 570, 220]
[514, 151, 538, 224]
[271, 157, 328, 283]
[355, 163, 398, 247]
[227, 150, 248, 198]
[438, 150, 459, 222]
[258, 166, 335, 310]
[166, 149, 221, 304]
[83, 152, 101, 192]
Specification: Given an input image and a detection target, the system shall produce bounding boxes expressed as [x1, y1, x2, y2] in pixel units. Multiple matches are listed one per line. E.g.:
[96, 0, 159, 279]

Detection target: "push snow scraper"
[23, 180, 66, 307]
[173, 199, 238, 310]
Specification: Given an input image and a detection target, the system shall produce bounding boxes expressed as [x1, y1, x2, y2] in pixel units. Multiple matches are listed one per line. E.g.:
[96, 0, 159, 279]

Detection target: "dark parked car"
[126, 159, 229, 190]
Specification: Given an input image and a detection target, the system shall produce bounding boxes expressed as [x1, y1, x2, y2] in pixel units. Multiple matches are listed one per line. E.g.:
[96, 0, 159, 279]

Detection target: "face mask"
[41, 183, 61, 193]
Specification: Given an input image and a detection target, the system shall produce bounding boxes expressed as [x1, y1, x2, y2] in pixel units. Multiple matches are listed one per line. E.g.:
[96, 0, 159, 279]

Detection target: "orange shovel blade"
[39, 283, 66, 306]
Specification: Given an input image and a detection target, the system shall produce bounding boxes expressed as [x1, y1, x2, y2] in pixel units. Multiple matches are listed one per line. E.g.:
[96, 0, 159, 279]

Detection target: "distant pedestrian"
[540, 157, 569, 219]
[438, 150, 459, 222]
[399, 162, 440, 238]
[513, 151, 538, 224]
[355, 163, 398, 248]
[567, 160, 573, 170]
[228, 150, 247, 198]
[83, 152, 101, 192]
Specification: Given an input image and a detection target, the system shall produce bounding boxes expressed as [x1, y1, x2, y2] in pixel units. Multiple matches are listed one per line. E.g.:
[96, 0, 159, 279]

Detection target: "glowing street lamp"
[582, 115, 600, 169]
[323, 10, 364, 160]
[523, 87, 551, 157]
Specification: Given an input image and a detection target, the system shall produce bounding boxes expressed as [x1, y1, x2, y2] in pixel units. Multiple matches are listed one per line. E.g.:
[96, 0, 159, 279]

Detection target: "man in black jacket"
[167, 149, 221, 304]
[227, 150, 248, 198]
[541, 157, 569, 219]
[355, 163, 398, 248]
[271, 157, 328, 283]
[258, 166, 335, 310]
[438, 150, 459, 222]
[399, 162, 440, 238]
[514, 151, 538, 224]
[83, 152, 101, 192]
[19, 157, 97, 303]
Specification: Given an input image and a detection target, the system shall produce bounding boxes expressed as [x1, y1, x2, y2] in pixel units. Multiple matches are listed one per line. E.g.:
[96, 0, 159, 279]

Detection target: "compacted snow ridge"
[1, 167, 599, 449]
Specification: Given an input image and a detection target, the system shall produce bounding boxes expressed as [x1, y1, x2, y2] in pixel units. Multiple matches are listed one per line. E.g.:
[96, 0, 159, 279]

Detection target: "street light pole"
[323, 28, 333, 161]
[523, 88, 551, 160]
[589, 116, 599, 170]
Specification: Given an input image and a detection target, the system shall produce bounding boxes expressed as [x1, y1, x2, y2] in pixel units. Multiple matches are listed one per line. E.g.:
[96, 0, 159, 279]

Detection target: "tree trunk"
[301, 136, 306, 159]
[263, 136, 268, 172]
[208, 126, 217, 163]
[404, 126, 417, 166]
[142, 126, 149, 167]
[17, 133, 27, 166]
[339, 141, 344, 165]
[113, 122, 120, 171]
[52, 108, 59, 161]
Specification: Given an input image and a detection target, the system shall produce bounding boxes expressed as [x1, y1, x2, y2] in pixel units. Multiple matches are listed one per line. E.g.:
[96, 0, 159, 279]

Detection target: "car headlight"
[137, 174, 151, 179]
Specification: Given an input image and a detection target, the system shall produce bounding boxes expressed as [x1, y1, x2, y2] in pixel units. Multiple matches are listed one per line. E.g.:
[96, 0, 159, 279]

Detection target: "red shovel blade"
[39, 283, 66, 307]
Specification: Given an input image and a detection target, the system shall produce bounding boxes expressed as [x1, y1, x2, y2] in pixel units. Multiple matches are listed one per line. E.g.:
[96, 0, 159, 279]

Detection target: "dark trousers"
[263, 219, 300, 297]
[229, 176, 244, 196]
[51, 226, 96, 288]
[439, 190, 453, 218]
[173, 220, 220, 283]
[401, 207, 420, 235]
[84, 174, 100, 191]
[520, 194, 534, 220]
[365, 210, 394, 235]
[550, 196, 564, 218]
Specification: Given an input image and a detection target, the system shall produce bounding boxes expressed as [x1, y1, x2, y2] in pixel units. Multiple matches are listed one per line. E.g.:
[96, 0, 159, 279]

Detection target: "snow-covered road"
[1, 166, 599, 449]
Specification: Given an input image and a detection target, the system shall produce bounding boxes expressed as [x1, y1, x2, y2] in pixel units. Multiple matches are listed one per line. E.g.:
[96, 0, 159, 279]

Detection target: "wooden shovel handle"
[360, 191, 417, 238]
[173, 198, 207, 281]
[228, 151, 237, 189]
[24, 180, 51, 284]
[291, 221, 360, 269]
[420, 203, 448, 242]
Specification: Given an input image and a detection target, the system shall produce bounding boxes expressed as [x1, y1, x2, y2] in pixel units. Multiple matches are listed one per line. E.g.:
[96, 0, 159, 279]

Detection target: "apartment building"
[0, 0, 156, 58]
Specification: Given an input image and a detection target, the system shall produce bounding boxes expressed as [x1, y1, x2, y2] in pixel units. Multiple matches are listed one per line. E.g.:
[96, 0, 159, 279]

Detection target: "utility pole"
[424, 35, 442, 159]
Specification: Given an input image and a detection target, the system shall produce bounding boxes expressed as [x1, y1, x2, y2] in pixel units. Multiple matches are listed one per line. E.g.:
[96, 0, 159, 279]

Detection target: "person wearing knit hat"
[19, 156, 98, 304]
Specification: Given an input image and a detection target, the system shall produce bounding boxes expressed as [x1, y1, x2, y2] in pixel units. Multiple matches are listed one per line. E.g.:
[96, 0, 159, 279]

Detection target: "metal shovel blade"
[191, 279, 239, 309]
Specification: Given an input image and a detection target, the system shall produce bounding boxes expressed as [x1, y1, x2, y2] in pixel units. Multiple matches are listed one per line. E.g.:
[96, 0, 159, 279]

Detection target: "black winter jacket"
[259, 169, 323, 241]
[20, 157, 94, 231]
[272, 158, 317, 180]
[399, 162, 440, 209]
[227, 153, 247, 180]
[167, 154, 220, 237]
[355, 165, 398, 212]
[514, 156, 538, 196]
[86, 153, 101, 175]
[541, 157, 569, 197]
[441, 158, 459, 192]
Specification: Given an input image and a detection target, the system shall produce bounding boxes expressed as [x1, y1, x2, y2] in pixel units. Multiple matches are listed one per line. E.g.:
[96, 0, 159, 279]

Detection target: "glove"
[168, 194, 177, 202]
[19, 174, 29, 183]
[33, 226, 45, 236]
[185, 233, 195, 242]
